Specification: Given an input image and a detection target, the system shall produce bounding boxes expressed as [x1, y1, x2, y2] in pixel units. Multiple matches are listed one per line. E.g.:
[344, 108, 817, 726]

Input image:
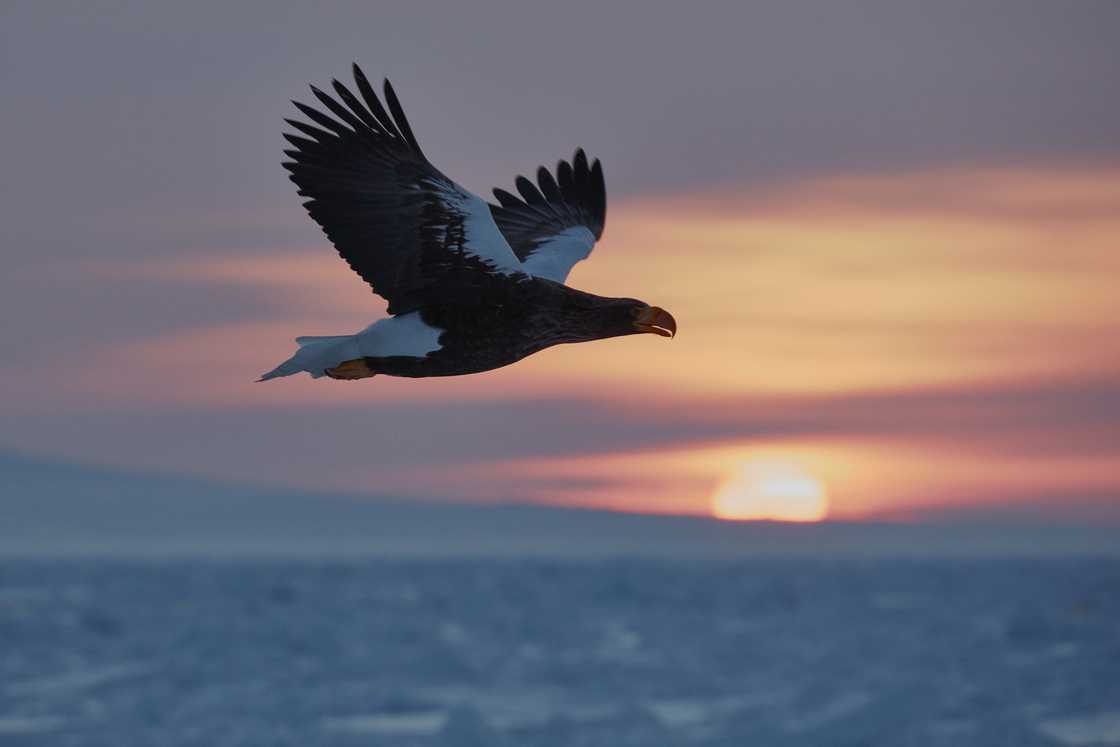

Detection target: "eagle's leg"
[324, 358, 377, 380]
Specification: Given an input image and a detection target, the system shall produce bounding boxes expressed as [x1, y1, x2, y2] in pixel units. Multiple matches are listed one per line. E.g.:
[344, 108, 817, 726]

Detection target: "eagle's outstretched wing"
[283, 64, 525, 315]
[489, 149, 607, 284]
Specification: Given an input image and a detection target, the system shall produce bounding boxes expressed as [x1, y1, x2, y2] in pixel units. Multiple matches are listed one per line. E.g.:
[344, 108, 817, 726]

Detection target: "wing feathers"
[284, 118, 335, 143]
[491, 187, 522, 209]
[332, 79, 385, 134]
[283, 64, 522, 314]
[383, 79, 425, 157]
[573, 148, 590, 180]
[537, 166, 562, 203]
[515, 175, 546, 205]
[282, 133, 322, 153]
[352, 65, 402, 139]
[488, 148, 607, 283]
[310, 85, 368, 133]
[556, 160, 576, 201]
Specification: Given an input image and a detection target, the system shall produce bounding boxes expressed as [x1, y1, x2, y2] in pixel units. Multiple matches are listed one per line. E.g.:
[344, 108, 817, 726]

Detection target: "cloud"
[4, 2, 1120, 273]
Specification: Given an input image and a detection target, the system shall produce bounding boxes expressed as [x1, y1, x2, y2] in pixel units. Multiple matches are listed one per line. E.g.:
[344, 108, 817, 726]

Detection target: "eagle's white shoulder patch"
[434, 183, 525, 275]
[520, 226, 597, 283]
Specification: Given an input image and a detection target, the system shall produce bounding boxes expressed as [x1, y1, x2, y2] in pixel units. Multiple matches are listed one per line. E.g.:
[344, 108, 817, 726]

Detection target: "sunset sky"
[2, 2, 1118, 523]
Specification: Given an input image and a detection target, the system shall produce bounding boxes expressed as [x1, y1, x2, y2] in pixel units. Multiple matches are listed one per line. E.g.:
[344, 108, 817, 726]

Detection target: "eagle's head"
[542, 292, 676, 348]
[628, 302, 677, 338]
[589, 297, 677, 340]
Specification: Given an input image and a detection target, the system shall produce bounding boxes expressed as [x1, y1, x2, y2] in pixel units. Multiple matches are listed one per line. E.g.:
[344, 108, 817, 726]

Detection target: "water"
[2, 557, 1119, 746]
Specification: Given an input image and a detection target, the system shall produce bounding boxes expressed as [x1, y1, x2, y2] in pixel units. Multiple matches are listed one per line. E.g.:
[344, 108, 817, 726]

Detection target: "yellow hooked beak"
[633, 306, 677, 338]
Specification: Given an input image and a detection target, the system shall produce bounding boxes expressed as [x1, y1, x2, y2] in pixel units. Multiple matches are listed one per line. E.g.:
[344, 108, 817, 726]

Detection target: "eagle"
[261, 65, 676, 382]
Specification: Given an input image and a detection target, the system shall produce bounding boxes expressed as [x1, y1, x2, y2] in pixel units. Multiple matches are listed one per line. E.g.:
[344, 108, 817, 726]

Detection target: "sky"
[2, 1, 1118, 523]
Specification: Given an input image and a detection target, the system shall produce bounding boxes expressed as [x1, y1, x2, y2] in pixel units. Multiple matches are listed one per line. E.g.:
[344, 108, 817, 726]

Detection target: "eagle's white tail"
[258, 335, 360, 381]
[257, 313, 445, 382]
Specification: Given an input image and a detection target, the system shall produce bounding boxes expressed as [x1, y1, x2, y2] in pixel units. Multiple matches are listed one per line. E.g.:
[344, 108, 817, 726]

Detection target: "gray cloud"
[4, 1, 1119, 267]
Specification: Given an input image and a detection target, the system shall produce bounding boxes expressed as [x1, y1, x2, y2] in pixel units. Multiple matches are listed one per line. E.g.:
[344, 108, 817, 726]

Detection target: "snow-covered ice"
[1, 557, 1118, 745]
[1039, 712, 1120, 746]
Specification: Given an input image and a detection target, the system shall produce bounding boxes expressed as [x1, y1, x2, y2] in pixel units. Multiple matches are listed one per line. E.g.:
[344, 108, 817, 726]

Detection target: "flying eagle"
[261, 65, 676, 382]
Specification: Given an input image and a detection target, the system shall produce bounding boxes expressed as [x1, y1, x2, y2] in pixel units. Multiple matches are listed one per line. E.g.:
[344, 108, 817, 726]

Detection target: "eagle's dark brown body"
[345, 280, 651, 379]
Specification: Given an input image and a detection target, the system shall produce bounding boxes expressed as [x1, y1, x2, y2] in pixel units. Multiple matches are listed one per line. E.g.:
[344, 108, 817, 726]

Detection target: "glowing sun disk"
[711, 459, 829, 522]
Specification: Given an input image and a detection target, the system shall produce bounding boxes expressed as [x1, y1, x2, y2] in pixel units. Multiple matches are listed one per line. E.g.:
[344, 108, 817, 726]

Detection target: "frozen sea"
[2, 557, 1119, 746]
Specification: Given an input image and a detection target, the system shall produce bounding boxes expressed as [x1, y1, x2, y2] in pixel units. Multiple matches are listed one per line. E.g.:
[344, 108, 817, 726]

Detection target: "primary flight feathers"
[282, 66, 604, 306]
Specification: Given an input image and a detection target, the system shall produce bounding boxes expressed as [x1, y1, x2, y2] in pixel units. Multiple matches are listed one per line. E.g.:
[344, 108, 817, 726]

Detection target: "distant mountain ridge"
[2, 450, 1116, 558]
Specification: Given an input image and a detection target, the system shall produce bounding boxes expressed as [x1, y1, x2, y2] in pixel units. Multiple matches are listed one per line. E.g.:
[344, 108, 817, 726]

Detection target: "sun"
[710, 458, 829, 522]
